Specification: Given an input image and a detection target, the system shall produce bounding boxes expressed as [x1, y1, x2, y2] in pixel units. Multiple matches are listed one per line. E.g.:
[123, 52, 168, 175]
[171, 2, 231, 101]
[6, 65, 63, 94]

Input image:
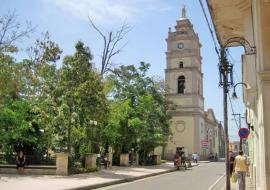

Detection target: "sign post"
[238, 128, 250, 139]
[238, 128, 250, 154]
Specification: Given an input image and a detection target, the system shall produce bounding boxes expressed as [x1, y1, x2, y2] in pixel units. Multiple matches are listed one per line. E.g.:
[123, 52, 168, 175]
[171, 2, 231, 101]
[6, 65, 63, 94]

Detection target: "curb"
[198, 161, 211, 163]
[68, 168, 176, 190]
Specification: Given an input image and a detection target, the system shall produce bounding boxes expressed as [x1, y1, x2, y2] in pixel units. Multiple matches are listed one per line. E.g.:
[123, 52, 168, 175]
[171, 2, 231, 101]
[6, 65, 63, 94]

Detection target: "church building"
[163, 6, 224, 160]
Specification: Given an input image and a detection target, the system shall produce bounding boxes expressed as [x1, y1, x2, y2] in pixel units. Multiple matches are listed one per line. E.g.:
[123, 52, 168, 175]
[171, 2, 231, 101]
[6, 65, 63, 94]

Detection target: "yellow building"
[163, 7, 224, 160]
[205, 109, 225, 158]
[207, 0, 270, 189]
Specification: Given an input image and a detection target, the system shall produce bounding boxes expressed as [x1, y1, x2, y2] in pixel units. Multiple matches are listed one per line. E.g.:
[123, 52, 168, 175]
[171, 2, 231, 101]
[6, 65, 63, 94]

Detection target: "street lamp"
[231, 82, 248, 100]
[231, 91, 238, 100]
[39, 129, 45, 133]
[89, 120, 97, 126]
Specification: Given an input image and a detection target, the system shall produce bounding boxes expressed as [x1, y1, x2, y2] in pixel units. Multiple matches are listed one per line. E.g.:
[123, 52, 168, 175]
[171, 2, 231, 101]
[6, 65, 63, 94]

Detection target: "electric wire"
[199, 0, 246, 140]
[227, 51, 241, 82]
[231, 72, 245, 113]
[233, 71, 241, 85]
[228, 51, 241, 64]
[228, 93, 240, 129]
[198, 0, 240, 141]
[227, 50, 245, 115]
[198, 0, 220, 57]
[236, 97, 244, 116]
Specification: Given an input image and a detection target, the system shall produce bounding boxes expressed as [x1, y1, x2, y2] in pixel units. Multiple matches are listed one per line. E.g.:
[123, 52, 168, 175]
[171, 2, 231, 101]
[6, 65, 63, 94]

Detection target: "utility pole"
[223, 82, 231, 190]
[219, 47, 233, 190]
[232, 113, 242, 151]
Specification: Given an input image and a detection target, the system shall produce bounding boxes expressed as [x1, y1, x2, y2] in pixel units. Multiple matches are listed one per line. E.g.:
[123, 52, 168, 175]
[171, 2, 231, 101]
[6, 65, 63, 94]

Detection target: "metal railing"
[0, 154, 56, 166]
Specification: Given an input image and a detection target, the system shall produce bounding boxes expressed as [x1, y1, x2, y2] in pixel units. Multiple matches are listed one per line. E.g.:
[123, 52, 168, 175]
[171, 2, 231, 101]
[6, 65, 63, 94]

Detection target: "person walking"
[234, 150, 248, 190]
[192, 152, 199, 163]
[229, 151, 235, 176]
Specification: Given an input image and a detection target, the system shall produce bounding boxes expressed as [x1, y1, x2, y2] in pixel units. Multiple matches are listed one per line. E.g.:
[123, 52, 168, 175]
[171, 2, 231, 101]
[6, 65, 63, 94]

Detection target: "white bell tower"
[164, 6, 205, 159]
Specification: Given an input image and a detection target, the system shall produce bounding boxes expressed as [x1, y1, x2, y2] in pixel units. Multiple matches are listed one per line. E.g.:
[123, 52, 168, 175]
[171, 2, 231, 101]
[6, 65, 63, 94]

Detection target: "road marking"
[207, 174, 225, 190]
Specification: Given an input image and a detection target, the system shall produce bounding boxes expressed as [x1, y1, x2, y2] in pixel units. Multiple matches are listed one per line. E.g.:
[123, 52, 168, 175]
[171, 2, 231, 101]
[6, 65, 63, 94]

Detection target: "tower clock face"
[177, 42, 184, 49]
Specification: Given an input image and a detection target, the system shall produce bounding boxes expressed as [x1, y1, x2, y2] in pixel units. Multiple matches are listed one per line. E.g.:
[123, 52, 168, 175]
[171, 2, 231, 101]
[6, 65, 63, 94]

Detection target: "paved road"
[98, 162, 225, 190]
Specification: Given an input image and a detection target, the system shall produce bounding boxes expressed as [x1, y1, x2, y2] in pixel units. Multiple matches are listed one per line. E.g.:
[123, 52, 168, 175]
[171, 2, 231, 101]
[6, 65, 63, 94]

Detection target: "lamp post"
[218, 37, 256, 190]
[88, 120, 97, 153]
[136, 138, 141, 166]
[219, 47, 234, 190]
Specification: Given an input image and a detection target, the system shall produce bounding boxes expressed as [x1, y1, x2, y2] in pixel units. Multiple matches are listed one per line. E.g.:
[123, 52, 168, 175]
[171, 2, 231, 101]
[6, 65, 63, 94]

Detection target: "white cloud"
[41, 0, 172, 26]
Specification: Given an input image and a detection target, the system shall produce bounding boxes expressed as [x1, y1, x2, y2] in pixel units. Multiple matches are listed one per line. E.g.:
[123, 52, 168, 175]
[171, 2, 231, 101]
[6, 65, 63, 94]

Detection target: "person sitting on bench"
[16, 150, 26, 173]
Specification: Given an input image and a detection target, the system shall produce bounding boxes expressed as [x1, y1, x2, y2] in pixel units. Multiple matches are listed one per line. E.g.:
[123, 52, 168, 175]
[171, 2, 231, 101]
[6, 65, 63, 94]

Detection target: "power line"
[228, 94, 240, 129]
[227, 51, 247, 116]
[198, 0, 220, 57]
[231, 71, 245, 113]
[233, 71, 241, 85]
[227, 51, 241, 82]
[228, 50, 242, 64]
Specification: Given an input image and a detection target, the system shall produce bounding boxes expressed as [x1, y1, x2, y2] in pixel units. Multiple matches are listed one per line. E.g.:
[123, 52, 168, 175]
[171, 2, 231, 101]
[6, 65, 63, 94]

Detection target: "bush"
[68, 156, 99, 174]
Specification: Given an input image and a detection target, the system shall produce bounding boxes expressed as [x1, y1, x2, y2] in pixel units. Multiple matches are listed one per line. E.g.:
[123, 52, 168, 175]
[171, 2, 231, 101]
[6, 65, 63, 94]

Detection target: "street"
[98, 162, 225, 190]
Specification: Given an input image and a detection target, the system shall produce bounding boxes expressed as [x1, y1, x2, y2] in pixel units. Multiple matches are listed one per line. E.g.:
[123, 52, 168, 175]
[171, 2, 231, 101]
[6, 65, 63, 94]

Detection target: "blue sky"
[1, 0, 246, 141]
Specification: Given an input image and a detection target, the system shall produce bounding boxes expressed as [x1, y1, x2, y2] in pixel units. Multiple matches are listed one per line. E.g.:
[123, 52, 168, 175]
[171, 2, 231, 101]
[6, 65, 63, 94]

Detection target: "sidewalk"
[231, 176, 254, 190]
[0, 162, 198, 190]
[215, 176, 255, 190]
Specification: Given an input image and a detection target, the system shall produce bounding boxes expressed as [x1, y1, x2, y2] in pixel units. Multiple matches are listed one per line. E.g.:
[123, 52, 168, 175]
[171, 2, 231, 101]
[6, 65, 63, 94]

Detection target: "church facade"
[163, 7, 225, 160]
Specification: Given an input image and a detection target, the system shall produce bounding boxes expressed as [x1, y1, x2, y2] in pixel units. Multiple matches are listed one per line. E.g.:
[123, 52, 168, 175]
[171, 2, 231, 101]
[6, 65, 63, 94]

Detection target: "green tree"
[0, 56, 23, 104]
[59, 41, 108, 157]
[17, 32, 62, 154]
[106, 62, 171, 161]
[0, 100, 45, 154]
[0, 30, 62, 155]
[0, 11, 34, 104]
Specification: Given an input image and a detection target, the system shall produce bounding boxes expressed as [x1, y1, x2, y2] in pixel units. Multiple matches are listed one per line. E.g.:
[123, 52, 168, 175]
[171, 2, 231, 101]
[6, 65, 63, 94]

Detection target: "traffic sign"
[238, 128, 250, 138]
[201, 140, 209, 148]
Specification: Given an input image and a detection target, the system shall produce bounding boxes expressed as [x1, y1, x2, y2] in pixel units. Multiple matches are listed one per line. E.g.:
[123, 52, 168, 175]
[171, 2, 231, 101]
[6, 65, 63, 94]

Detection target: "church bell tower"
[164, 6, 205, 159]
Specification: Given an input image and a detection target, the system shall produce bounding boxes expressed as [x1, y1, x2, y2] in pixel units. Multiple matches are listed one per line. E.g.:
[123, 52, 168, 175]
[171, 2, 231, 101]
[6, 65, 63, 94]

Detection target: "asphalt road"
[97, 162, 225, 190]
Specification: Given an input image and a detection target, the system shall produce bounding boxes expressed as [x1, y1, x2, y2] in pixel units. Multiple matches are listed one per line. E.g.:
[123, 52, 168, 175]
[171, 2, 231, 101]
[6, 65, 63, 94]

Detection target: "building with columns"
[163, 7, 224, 160]
[207, 0, 270, 189]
